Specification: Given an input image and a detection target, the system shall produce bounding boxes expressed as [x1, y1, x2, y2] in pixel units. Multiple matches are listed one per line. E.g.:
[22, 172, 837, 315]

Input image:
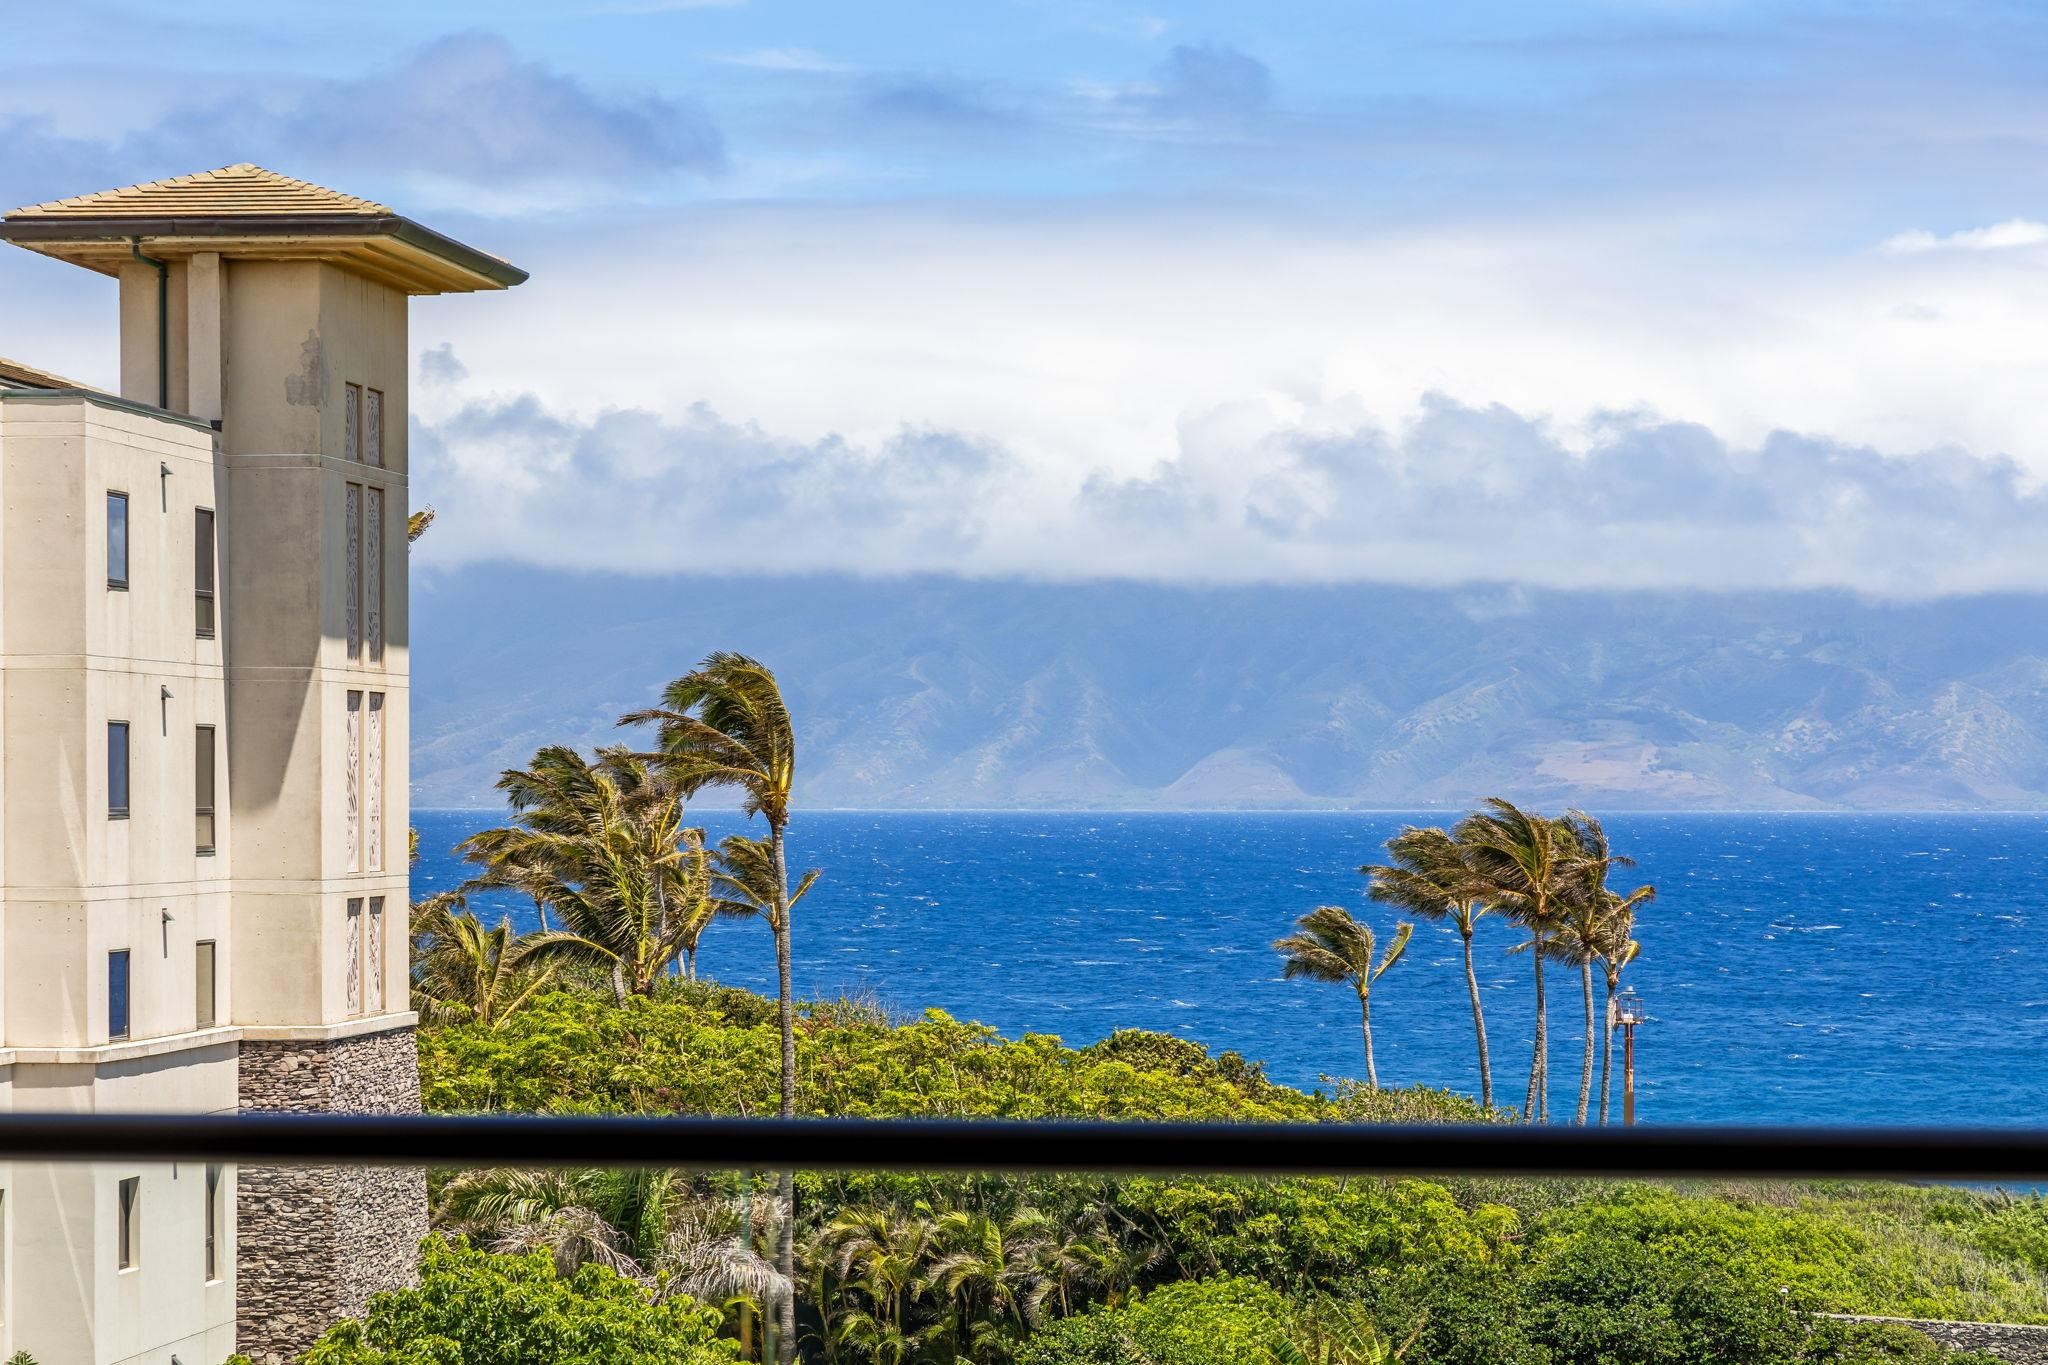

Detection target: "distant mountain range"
[411, 567, 2048, 810]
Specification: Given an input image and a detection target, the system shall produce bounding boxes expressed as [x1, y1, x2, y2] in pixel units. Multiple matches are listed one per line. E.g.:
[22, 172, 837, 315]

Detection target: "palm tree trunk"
[771, 820, 798, 1365]
[1525, 943, 1546, 1121]
[1599, 975, 1616, 1126]
[1461, 926, 1492, 1109]
[685, 945, 697, 980]
[1359, 988, 1378, 1089]
[1576, 959, 1595, 1126]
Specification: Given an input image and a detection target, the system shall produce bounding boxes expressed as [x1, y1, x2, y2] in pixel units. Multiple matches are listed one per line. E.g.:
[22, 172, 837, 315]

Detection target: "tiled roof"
[0, 355, 89, 390]
[8, 164, 392, 220]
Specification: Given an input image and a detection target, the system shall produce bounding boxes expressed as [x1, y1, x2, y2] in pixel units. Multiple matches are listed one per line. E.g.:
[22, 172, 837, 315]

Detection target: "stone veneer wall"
[1824, 1314, 2048, 1364]
[236, 1024, 427, 1364]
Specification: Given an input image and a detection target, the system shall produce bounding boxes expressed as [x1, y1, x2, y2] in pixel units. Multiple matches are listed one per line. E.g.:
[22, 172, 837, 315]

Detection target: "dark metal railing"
[2, 1113, 2043, 1180]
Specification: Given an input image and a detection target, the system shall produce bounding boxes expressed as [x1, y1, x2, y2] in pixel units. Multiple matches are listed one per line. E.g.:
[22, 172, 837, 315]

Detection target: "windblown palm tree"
[457, 745, 710, 1001]
[1365, 825, 1494, 1108]
[624, 652, 803, 1364]
[1587, 893, 1652, 1126]
[1273, 906, 1413, 1089]
[409, 893, 555, 1028]
[1556, 810, 1655, 1126]
[1453, 799, 1584, 1122]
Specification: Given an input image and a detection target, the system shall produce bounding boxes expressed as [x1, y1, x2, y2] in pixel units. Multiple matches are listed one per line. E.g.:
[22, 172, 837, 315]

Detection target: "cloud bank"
[413, 381, 2048, 599]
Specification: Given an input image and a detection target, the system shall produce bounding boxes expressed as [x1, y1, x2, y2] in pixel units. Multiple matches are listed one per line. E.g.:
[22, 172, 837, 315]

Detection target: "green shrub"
[297, 1238, 736, 1365]
[1017, 1277, 1293, 1365]
[424, 988, 1486, 1122]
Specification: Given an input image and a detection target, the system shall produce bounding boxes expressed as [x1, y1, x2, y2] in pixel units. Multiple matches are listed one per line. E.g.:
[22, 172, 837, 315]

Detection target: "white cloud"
[396, 201, 2048, 598]
[1883, 219, 2048, 254]
[410, 376, 2048, 599]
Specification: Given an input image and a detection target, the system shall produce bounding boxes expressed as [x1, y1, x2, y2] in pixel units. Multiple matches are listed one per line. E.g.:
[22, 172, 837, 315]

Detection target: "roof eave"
[0, 213, 527, 290]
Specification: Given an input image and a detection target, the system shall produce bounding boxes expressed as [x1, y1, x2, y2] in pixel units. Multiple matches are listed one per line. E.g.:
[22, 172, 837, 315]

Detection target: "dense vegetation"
[397, 979, 2048, 1364]
[294, 652, 2034, 1364]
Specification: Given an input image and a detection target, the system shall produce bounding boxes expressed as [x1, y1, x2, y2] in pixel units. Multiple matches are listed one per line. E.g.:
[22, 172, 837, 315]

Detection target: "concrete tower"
[0, 164, 525, 1362]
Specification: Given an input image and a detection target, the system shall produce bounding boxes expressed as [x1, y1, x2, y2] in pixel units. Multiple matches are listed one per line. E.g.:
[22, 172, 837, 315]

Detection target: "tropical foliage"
[387, 656, 2014, 1365]
[294, 1238, 737, 1364]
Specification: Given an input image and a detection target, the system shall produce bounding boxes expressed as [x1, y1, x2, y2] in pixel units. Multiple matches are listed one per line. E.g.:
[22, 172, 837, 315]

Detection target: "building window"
[368, 895, 385, 1012]
[108, 721, 130, 819]
[345, 899, 363, 1016]
[109, 949, 131, 1040]
[107, 490, 129, 589]
[366, 693, 384, 872]
[366, 388, 384, 468]
[195, 724, 216, 854]
[196, 939, 217, 1030]
[345, 690, 363, 872]
[366, 486, 384, 665]
[345, 482, 362, 661]
[117, 1176, 140, 1270]
[204, 1164, 223, 1282]
[344, 381, 361, 462]
[195, 507, 216, 637]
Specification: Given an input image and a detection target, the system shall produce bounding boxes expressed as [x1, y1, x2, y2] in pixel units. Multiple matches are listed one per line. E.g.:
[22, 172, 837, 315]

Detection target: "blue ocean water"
[410, 809, 2048, 1127]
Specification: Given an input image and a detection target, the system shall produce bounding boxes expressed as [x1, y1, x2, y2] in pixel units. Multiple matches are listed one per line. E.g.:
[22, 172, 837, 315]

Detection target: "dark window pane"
[107, 492, 128, 587]
[194, 508, 215, 637]
[195, 725, 216, 853]
[196, 941, 216, 1030]
[108, 722, 129, 817]
[108, 949, 130, 1041]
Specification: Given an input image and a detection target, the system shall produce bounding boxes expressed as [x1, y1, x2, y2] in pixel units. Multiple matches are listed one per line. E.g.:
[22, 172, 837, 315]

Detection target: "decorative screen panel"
[366, 486, 384, 665]
[345, 899, 363, 1015]
[345, 690, 362, 873]
[368, 896, 385, 1012]
[344, 383, 361, 461]
[345, 483, 362, 661]
[366, 388, 384, 467]
[366, 693, 384, 873]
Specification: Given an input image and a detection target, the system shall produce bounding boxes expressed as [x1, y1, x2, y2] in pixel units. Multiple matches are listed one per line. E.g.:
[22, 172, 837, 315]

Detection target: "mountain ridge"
[411, 566, 2048, 811]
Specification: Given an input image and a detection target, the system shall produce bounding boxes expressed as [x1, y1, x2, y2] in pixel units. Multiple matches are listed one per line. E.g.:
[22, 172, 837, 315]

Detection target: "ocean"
[410, 809, 2048, 1127]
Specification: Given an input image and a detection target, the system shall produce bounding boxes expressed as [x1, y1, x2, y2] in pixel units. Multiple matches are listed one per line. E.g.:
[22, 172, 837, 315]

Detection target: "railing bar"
[0, 1114, 2041, 1179]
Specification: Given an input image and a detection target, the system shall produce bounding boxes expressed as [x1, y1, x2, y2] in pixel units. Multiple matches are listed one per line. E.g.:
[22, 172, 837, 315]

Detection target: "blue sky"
[7, 2, 2048, 594]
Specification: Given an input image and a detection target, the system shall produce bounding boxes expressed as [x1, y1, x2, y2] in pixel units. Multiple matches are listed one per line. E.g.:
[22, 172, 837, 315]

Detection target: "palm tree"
[1273, 906, 1413, 1089]
[1453, 799, 1583, 1122]
[435, 1168, 646, 1279]
[1365, 826, 1493, 1108]
[1547, 894, 1602, 1127]
[929, 1207, 1053, 1353]
[1584, 880, 1654, 1127]
[707, 834, 821, 966]
[409, 893, 556, 1028]
[1556, 810, 1655, 1126]
[457, 745, 709, 1001]
[624, 652, 802, 1364]
[823, 1205, 937, 1347]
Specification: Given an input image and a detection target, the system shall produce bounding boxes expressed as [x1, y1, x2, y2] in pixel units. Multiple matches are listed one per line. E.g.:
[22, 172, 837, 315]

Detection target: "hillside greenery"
[357, 661, 2033, 1365]
[393, 978, 2048, 1364]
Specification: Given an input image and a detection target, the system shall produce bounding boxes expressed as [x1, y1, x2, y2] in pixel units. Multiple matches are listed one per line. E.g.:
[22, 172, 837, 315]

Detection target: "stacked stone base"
[237, 1025, 428, 1364]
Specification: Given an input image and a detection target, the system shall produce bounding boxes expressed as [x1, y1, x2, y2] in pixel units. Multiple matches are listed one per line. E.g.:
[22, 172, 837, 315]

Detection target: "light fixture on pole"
[1614, 987, 1647, 1127]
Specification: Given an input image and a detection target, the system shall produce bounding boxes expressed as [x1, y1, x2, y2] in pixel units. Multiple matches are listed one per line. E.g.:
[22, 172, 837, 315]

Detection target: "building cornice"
[0, 1014, 418, 1068]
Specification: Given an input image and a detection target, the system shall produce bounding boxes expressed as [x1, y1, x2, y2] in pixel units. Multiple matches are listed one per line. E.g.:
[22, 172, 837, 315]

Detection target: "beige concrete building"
[0, 165, 524, 1363]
